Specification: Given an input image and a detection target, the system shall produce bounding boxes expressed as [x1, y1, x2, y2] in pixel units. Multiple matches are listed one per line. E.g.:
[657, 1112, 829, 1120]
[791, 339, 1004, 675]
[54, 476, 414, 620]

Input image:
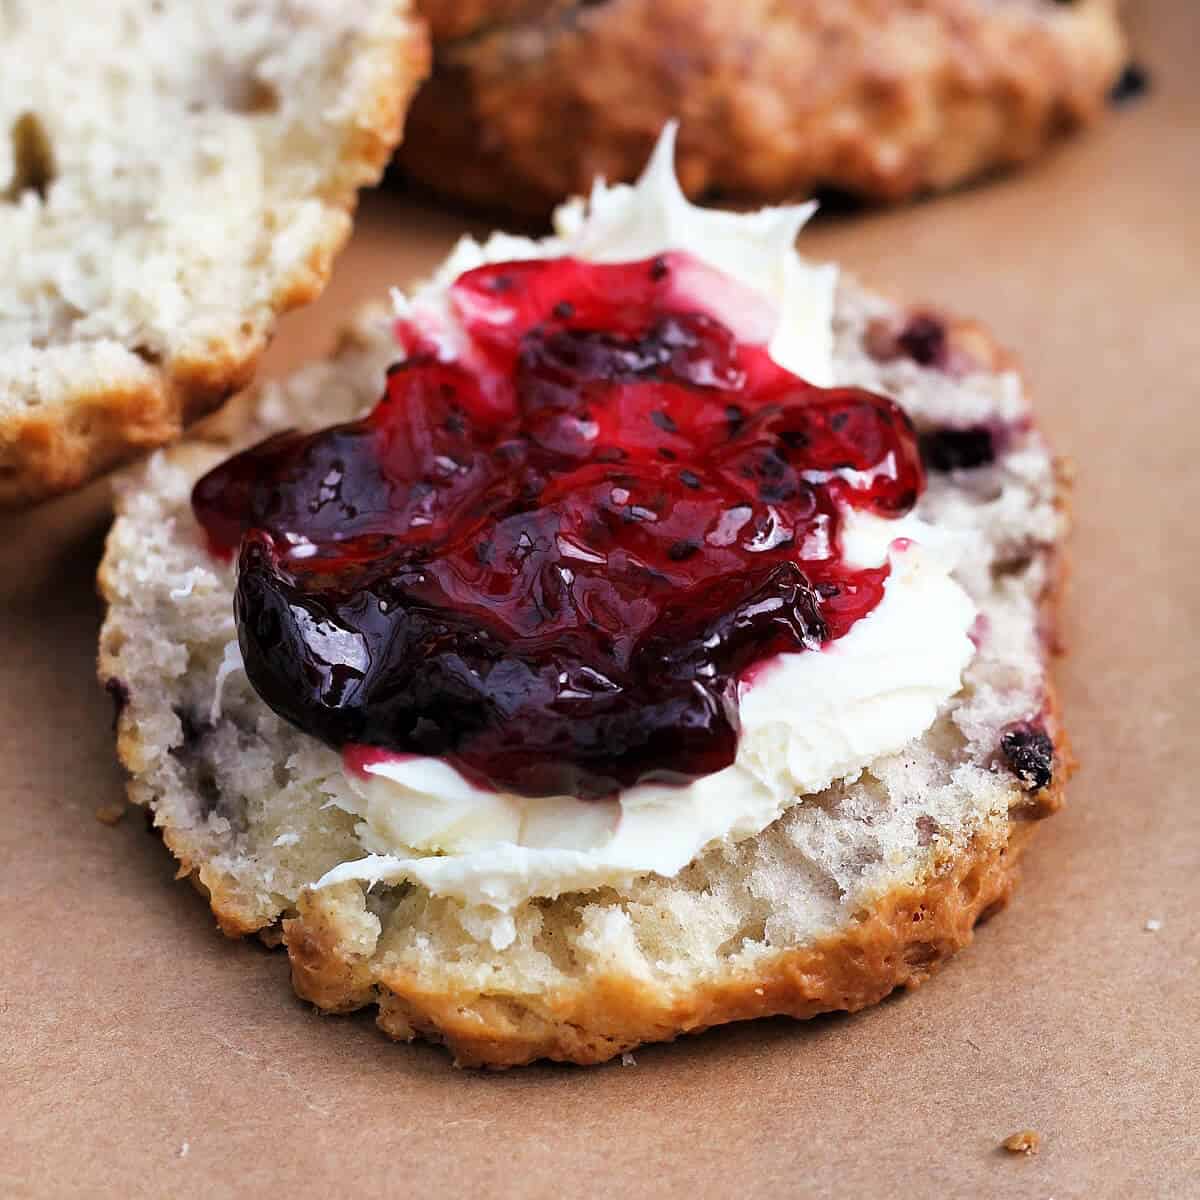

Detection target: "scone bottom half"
[98, 198, 1072, 1067]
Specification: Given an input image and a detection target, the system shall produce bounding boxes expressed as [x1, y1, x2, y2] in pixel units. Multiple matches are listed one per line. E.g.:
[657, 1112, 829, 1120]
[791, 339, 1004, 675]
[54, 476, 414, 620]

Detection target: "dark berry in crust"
[1000, 725, 1054, 792]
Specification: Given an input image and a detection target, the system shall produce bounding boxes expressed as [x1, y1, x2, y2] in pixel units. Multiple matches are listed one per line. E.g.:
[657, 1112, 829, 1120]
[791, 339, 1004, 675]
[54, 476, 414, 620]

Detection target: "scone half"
[98, 150, 1072, 1068]
[0, 0, 428, 506]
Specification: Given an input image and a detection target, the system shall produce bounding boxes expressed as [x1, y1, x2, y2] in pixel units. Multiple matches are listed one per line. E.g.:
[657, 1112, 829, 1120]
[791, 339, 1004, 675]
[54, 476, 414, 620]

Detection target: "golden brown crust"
[401, 0, 1125, 218]
[2, 373, 203, 507]
[0, 13, 429, 509]
[371, 821, 1041, 1067]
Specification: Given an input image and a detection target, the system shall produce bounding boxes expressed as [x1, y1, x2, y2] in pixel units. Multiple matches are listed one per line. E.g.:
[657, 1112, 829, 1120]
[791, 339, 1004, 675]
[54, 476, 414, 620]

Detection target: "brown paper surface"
[2, 4, 1196, 1196]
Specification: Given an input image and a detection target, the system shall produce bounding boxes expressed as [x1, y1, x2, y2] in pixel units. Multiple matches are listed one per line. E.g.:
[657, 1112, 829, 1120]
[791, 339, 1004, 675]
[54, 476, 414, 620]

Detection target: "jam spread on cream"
[192, 253, 924, 799]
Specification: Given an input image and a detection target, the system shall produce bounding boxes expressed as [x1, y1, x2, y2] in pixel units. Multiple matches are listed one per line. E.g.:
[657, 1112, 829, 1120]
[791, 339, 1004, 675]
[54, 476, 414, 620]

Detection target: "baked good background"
[1, 0, 1194, 1195]
[402, 0, 1126, 215]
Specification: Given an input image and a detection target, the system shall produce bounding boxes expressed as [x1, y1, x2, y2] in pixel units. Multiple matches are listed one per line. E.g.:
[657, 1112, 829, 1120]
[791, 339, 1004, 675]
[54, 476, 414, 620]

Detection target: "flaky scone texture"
[401, 0, 1124, 217]
[98, 282, 1071, 1068]
[0, 1, 428, 507]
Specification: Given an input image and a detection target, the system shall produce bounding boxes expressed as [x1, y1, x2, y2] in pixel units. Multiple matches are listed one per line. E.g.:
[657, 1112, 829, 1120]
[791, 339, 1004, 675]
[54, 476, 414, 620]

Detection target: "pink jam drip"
[192, 253, 923, 798]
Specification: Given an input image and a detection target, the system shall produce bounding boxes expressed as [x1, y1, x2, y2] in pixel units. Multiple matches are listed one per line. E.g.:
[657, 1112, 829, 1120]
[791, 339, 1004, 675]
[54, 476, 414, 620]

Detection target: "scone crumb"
[178, 1141, 190, 1160]
[620, 1052, 637, 1067]
[1002, 1131, 1041, 1156]
[95, 801, 127, 826]
[1144, 918, 1163, 932]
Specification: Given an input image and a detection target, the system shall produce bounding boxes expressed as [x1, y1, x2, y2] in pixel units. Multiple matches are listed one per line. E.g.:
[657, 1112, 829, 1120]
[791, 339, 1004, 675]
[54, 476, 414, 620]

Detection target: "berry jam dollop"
[193, 253, 924, 799]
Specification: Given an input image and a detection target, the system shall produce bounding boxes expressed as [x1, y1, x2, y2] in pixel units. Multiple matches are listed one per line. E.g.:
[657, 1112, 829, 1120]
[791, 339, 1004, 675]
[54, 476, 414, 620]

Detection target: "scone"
[99, 128, 1072, 1068]
[401, 0, 1125, 217]
[0, 0, 428, 506]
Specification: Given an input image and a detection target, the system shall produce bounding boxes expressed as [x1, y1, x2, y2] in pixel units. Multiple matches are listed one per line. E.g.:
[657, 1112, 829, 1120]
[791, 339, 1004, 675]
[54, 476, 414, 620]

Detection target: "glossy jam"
[193, 253, 924, 798]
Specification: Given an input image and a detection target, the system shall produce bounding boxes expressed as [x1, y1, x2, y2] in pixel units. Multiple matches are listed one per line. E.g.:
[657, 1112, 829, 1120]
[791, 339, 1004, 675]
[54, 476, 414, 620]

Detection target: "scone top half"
[0, 0, 428, 506]
[403, 0, 1126, 216]
[99, 127, 1071, 1067]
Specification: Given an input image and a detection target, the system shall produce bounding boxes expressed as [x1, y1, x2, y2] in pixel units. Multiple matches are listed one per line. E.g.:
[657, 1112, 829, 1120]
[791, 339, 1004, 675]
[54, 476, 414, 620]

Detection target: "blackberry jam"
[193, 253, 924, 798]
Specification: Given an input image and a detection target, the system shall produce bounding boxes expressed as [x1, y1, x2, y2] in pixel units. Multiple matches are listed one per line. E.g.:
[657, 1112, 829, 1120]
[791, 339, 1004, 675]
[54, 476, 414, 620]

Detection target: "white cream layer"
[394, 122, 839, 387]
[313, 126, 977, 924]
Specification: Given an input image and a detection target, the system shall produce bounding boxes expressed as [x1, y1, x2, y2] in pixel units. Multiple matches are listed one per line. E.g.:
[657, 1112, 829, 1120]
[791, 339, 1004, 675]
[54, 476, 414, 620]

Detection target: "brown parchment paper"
[1, 3, 1196, 1196]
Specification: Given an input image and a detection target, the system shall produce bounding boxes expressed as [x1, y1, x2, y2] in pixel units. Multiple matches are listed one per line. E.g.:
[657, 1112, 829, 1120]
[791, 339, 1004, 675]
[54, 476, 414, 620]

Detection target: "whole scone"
[402, 0, 1124, 216]
[0, 0, 428, 506]
[98, 142, 1072, 1068]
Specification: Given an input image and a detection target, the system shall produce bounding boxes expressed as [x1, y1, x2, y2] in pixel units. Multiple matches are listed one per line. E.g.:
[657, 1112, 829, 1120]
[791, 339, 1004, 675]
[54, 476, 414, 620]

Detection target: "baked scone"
[99, 130, 1071, 1068]
[401, 0, 1125, 217]
[0, 0, 428, 507]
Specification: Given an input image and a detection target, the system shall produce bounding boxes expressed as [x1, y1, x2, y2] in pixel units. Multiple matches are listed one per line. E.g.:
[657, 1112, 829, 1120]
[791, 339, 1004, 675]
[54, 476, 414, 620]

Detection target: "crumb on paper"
[178, 1141, 190, 1159]
[95, 802, 127, 826]
[754, 987, 764, 996]
[620, 1052, 637, 1067]
[1002, 1131, 1041, 1157]
[1144, 918, 1163, 932]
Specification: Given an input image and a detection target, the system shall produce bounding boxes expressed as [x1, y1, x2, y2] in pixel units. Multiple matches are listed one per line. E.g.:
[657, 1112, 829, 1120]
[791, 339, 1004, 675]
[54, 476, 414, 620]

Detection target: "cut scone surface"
[0, 0, 428, 505]
[99, 272, 1071, 1066]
